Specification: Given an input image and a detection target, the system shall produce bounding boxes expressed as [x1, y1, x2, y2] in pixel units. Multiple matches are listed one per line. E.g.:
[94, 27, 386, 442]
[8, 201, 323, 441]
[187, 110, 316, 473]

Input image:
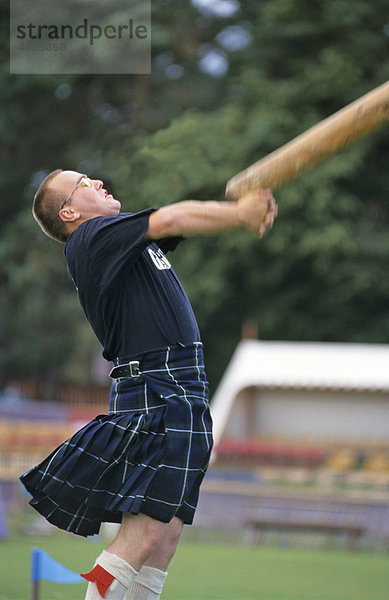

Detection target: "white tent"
[210, 340, 389, 446]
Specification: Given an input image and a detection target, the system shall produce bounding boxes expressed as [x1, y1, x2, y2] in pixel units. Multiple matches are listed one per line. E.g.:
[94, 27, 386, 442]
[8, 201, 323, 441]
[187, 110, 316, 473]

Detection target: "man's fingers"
[265, 199, 277, 224]
[266, 188, 273, 210]
[259, 193, 278, 236]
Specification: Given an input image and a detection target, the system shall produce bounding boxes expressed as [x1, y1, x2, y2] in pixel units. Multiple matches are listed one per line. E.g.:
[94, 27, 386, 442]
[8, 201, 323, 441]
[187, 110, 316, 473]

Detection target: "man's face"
[53, 170, 121, 220]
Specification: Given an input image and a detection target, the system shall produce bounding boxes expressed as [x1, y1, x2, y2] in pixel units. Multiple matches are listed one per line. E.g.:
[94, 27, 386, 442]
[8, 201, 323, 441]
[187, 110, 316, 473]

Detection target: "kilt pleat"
[20, 343, 213, 537]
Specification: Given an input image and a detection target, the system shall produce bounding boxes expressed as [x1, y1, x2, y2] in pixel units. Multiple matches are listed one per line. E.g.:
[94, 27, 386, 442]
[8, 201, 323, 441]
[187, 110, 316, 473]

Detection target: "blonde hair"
[32, 169, 71, 243]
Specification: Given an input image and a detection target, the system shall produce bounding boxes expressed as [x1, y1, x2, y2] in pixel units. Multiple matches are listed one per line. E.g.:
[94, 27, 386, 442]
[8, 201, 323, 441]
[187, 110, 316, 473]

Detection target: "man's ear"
[59, 206, 81, 223]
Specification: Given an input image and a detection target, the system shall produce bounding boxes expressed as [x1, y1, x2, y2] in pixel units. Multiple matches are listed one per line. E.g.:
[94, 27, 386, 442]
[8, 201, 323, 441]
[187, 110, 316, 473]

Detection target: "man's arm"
[146, 189, 277, 240]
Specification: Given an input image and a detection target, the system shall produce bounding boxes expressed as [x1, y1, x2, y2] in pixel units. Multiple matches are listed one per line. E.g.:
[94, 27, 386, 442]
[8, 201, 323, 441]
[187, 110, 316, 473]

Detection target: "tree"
[1, 0, 389, 390]
[107, 0, 389, 384]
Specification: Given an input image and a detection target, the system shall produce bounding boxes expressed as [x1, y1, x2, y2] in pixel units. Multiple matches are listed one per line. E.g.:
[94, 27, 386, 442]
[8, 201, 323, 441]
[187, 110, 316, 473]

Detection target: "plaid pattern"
[20, 343, 213, 537]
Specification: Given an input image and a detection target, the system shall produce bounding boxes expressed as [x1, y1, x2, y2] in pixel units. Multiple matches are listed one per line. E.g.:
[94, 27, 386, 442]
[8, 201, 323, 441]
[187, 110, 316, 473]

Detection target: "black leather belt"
[109, 360, 141, 379]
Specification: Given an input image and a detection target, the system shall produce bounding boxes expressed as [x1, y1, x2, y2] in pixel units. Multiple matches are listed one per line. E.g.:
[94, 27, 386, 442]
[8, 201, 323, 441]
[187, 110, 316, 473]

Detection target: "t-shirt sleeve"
[81, 210, 154, 288]
[155, 236, 185, 254]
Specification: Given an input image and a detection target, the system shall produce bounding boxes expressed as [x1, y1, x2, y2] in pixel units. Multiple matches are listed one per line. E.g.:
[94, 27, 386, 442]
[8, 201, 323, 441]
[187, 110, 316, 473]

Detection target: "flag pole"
[30, 548, 40, 600]
[30, 579, 39, 600]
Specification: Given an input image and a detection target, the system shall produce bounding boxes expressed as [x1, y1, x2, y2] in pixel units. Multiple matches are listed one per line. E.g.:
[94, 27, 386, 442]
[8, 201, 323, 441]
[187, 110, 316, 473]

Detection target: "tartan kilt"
[20, 343, 213, 537]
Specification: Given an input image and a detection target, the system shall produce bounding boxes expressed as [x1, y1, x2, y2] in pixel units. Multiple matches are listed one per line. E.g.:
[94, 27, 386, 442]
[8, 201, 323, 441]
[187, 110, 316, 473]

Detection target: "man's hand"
[238, 188, 278, 237]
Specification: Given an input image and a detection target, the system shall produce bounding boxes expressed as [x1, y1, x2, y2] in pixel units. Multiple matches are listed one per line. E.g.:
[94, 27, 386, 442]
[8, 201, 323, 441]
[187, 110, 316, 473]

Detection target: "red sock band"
[81, 564, 115, 598]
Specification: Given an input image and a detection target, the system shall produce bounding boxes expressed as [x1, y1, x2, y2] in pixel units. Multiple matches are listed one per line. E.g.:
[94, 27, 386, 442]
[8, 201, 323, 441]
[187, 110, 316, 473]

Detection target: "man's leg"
[107, 512, 169, 570]
[125, 517, 184, 599]
[82, 513, 168, 600]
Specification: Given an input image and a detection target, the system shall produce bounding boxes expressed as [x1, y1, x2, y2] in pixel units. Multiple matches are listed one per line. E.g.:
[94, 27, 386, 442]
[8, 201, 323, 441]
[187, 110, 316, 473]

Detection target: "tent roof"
[210, 340, 389, 445]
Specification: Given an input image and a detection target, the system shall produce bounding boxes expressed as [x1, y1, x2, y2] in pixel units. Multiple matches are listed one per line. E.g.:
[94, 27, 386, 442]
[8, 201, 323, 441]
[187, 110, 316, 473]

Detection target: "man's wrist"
[235, 201, 257, 232]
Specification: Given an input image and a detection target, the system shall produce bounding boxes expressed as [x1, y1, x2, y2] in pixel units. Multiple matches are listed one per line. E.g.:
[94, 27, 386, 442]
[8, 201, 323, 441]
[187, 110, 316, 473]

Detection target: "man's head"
[33, 169, 121, 243]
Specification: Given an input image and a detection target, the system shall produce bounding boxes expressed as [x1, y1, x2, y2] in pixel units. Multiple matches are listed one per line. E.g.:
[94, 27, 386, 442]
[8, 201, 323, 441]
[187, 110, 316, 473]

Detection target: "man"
[20, 169, 277, 600]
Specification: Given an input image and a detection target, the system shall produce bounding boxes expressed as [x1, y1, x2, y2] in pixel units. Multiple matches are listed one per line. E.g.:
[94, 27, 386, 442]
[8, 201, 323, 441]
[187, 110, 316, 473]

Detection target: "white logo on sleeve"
[148, 247, 172, 270]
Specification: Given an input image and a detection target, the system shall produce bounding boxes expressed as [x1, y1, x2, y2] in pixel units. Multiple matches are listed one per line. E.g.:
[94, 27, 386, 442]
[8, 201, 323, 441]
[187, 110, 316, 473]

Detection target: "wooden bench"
[244, 518, 364, 550]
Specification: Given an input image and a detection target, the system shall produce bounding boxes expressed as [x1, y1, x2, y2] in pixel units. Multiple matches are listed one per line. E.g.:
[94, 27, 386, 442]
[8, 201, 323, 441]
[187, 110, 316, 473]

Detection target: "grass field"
[1, 532, 389, 600]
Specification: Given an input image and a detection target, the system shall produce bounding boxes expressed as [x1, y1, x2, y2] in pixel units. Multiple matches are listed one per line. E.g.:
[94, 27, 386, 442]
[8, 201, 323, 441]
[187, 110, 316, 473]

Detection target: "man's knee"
[142, 517, 167, 551]
[159, 517, 183, 560]
[115, 513, 167, 562]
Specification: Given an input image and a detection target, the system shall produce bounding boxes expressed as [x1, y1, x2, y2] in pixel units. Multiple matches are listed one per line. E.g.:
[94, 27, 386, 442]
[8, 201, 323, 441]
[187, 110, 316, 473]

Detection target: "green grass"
[1, 532, 389, 600]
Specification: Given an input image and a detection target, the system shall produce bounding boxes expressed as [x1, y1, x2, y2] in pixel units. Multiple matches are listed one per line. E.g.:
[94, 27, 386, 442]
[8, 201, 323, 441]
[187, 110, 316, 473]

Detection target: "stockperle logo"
[10, 0, 151, 75]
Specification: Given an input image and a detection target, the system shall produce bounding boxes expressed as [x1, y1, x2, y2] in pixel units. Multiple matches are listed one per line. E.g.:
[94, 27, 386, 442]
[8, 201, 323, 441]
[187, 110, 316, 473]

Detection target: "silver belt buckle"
[129, 360, 140, 378]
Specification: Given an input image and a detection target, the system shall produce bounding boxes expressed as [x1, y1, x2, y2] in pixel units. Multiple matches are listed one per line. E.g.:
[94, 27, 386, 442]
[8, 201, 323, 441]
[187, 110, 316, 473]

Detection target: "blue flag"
[30, 548, 83, 584]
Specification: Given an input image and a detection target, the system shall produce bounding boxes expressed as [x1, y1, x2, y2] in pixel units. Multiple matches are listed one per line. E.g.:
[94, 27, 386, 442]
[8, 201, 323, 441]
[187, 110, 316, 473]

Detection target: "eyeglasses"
[60, 176, 93, 211]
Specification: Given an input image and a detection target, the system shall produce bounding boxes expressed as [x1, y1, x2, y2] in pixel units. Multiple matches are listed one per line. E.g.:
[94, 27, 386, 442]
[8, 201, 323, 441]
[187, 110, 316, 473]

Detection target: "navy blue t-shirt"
[64, 211, 200, 361]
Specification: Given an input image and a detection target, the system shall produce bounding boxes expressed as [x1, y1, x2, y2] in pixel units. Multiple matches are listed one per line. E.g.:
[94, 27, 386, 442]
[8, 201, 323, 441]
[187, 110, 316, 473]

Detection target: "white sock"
[83, 550, 138, 600]
[124, 566, 168, 599]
